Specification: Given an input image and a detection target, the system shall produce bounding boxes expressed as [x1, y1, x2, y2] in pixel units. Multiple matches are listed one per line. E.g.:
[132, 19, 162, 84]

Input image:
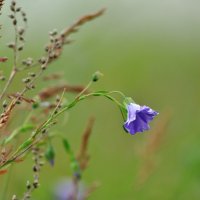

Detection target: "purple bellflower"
[54, 179, 86, 200]
[124, 103, 158, 135]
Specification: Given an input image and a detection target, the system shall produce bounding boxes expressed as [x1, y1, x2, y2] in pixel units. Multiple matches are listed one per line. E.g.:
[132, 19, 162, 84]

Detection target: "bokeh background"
[1, 0, 200, 199]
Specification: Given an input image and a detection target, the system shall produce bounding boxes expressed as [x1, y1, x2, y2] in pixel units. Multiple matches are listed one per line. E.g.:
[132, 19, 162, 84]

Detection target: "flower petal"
[139, 106, 159, 122]
[125, 103, 140, 125]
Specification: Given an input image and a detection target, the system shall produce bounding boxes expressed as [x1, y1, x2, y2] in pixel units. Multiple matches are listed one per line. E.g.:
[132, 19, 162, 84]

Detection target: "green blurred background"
[1, 0, 200, 199]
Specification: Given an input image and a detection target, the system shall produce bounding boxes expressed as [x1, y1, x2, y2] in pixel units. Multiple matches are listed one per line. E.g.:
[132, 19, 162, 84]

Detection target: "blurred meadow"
[1, 0, 200, 199]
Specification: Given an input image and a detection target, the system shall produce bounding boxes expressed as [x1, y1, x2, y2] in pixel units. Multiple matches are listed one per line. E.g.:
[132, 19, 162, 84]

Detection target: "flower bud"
[26, 181, 31, 190]
[13, 19, 17, 26]
[2, 100, 7, 108]
[7, 42, 15, 49]
[92, 71, 103, 82]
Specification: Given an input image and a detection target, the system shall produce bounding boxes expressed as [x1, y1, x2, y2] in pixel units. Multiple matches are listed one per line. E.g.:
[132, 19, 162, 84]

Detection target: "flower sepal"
[123, 97, 135, 107]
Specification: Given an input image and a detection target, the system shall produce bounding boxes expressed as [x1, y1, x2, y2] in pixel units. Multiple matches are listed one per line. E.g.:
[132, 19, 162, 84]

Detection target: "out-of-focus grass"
[1, 0, 200, 199]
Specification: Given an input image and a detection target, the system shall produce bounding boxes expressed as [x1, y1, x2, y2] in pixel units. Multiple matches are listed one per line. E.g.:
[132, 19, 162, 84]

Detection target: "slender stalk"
[108, 90, 127, 98]
[75, 81, 92, 100]
[0, 12, 19, 102]
[0, 69, 17, 101]
[0, 90, 124, 169]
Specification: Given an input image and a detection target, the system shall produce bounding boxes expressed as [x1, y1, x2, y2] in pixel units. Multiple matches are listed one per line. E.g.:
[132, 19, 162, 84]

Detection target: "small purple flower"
[124, 103, 158, 135]
[54, 179, 86, 200]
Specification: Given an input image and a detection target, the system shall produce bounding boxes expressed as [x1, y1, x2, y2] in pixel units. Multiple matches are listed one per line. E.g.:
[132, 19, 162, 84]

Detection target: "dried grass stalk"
[39, 85, 89, 100]
[77, 117, 95, 170]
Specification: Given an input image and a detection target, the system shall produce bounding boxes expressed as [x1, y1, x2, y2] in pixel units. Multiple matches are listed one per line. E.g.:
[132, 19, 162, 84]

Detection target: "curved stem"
[0, 91, 125, 169]
[107, 90, 127, 98]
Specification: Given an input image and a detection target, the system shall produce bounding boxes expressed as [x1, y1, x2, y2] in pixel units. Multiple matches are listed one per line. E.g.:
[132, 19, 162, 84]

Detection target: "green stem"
[107, 90, 127, 98]
[0, 91, 126, 169]
[75, 80, 92, 100]
[54, 92, 122, 119]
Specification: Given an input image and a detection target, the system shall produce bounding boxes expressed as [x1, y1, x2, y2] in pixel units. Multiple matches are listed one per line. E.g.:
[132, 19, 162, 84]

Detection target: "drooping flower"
[124, 103, 158, 135]
[54, 179, 86, 200]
